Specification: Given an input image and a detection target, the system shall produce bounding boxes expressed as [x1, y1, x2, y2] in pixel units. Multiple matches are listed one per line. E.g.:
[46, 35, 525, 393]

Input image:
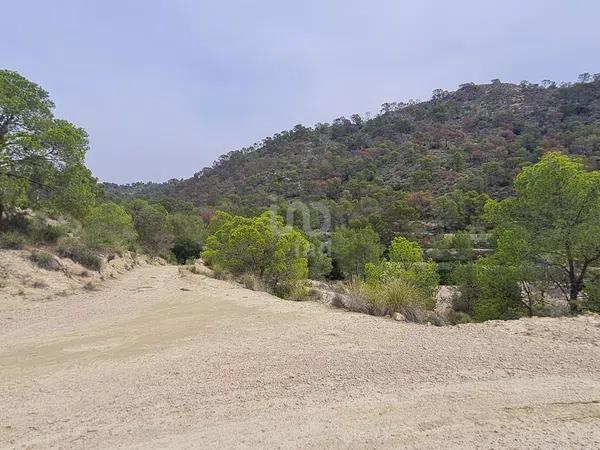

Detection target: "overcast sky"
[3, 0, 599, 183]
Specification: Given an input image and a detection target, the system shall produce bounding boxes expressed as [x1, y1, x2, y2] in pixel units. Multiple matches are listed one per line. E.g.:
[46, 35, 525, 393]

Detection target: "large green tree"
[203, 211, 310, 296]
[83, 202, 137, 252]
[0, 70, 89, 225]
[123, 199, 174, 255]
[331, 226, 383, 278]
[487, 152, 600, 312]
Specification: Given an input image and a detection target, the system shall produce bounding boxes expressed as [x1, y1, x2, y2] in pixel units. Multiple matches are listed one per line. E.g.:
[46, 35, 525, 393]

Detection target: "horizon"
[3, 0, 600, 184]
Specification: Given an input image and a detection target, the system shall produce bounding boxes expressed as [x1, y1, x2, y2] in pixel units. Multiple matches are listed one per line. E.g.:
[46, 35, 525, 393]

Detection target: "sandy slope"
[1, 265, 600, 449]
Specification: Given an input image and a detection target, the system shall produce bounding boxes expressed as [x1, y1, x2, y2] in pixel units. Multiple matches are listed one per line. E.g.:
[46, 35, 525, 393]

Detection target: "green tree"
[307, 234, 333, 280]
[47, 163, 97, 219]
[168, 212, 206, 243]
[487, 152, 600, 313]
[434, 190, 490, 231]
[331, 226, 383, 278]
[83, 202, 137, 252]
[366, 237, 439, 298]
[123, 199, 174, 255]
[203, 211, 310, 296]
[389, 236, 422, 264]
[0, 70, 89, 225]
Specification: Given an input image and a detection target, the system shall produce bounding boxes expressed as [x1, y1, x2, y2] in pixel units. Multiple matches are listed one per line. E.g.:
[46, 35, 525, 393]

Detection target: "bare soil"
[1, 265, 600, 449]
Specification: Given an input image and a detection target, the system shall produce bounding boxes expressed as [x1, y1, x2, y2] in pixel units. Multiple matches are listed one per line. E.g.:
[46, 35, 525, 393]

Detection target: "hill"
[107, 76, 600, 236]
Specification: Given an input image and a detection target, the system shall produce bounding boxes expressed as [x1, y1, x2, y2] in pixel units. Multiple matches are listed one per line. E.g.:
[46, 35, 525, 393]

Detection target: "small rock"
[392, 312, 406, 322]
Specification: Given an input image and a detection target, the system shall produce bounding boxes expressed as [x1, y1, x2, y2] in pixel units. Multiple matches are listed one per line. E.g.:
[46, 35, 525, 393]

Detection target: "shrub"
[389, 236, 422, 264]
[171, 237, 203, 264]
[203, 211, 310, 298]
[307, 235, 333, 280]
[27, 216, 68, 244]
[331, 226, 383, 278]
[0, 231, 26, 249]
[30, 250, 60, 271]
[341, 280, 386, 316]
[241, 273, 267, 291]
[286, 281, 319, 302]
[123, 199, 174, 255]
[58, 239, 103, 271]
[83, 202, 137, 252]
[364, 278, 435, 317]
[365, 260, 440, 298]
[583, 278, 600, 313]
[450, 263, 480, 315]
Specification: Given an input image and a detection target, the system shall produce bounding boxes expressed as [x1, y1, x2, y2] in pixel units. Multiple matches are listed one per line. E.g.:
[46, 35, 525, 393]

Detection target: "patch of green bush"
[307, 234, 333, 280]
[0, 231, 26, 249]
[82, 202, 137, 252]
[30, 250, 60, 271]
[58, 239, 103, 271]
[171, 237, 203, 265]
[331, 226, 382, 278]
[203, 211, 310, 298]
[27, 216, 68, 244]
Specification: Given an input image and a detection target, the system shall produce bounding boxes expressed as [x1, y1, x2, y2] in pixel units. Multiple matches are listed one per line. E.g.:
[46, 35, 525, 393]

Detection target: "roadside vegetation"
[0, 70, 206, 268]
[3, 70, 600, 324]
[199, 152, 600, 323]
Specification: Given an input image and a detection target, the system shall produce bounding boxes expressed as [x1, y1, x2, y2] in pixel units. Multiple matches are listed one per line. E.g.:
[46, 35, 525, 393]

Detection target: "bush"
[363, 278, 435, 317]
[83, 202, 137, 252]
[58, 239, 103, 271]
[27, 216, 68, 244]
[339, 280, 386, 315]
[450, 263, 480, 315]
[30, 250, 60, 271]
[365, 260, 440, 298]
[171, 237, 203, 264]
[0, 231, 26, 249]
[331, 226, 383, 278]
[286, 281, 319, 301]
[583, 278, 600, 313]
[389, 236, 422, 264]
[203, 211, 310, 298]
[307, 235, 333, 280]
[241, 273, 267, 291]
[123, 199, 174, 255]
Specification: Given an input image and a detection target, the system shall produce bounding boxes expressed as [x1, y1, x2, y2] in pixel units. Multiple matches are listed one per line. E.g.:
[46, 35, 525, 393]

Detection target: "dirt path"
[1, 265, 600, 449]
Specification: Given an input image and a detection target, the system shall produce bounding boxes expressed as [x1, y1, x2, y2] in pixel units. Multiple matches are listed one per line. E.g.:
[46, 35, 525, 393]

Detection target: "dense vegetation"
[109, 75, 600, 240]
[0, 70, 206, 267]
[4, 69, 600, 323]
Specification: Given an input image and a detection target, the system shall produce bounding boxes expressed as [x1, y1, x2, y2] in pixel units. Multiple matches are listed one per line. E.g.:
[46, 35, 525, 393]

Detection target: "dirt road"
[1, 265, 600, 449]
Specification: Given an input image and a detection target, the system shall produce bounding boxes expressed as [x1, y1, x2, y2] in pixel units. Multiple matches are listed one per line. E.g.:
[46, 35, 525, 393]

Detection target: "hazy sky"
[3, 0, 599, 183]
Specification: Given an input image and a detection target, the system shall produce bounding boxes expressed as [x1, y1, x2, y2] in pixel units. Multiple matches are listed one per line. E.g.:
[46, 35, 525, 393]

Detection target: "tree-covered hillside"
[109, 75, 600, 237]
[178, 78, 598, 198]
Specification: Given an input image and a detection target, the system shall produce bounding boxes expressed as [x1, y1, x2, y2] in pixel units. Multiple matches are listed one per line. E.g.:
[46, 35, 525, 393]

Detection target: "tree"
[169, 213, 206, 242]
[487, 152, 600, 312]
[366, 237, 439, 298]
[434, 190, 490, 231]
[203, 211, 310, 296]
[123, 199, 174, 255]
[389, 236, 422, 264]
[0, 70, 89, 225]
[83, 202, 137, 252]
[307, 234, 333, 280]
[331, 226, 383, 278]
[47, 163, 98, 219]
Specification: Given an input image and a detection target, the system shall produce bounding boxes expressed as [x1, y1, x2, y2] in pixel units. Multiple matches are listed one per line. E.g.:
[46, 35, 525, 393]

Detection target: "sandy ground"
[1, 265, 600, 449]
[0, 249, 155, 306]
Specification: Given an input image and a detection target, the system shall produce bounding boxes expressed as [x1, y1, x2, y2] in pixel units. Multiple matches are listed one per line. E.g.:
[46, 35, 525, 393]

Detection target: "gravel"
[1, 265, 599, 449]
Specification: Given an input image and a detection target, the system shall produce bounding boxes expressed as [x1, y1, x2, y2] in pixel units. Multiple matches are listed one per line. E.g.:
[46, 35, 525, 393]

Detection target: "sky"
[3, 0, 599, 183]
